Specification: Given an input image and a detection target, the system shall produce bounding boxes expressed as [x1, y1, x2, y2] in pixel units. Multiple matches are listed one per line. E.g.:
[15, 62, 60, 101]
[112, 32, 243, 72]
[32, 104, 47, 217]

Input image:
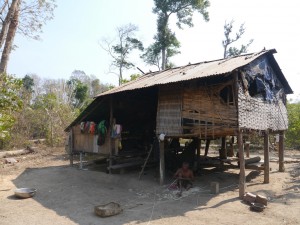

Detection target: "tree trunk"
[0, 0, 18, 50]
[0, 0, 20, 73]
[161, 47, 166, 70]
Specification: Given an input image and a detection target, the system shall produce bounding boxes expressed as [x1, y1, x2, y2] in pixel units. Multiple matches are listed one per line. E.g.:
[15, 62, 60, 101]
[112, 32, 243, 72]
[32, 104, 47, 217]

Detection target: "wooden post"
[279, 131, 285, 172]
[204, 139, 210, 156]
[245, 142, 250, 158]
[264, 130, 270, 183]
[69, 127, 74, 167]
[108, 96, 113, 174]
[237, 129, 245, 198]
[159, 140, 165, 185]
[227, 136, 234, 157]
[220, 137, 227, 159]
[196, 138, 201, 170]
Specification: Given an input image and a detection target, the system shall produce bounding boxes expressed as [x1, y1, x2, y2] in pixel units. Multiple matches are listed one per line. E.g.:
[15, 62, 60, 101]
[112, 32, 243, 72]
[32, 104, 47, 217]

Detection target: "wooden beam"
[159, 140, 165, 185]
[237, 129, 246, 199]
[264, 130, 270, 183]
[279, 131, 285, 172]
[204, 139, 210, 156]
[196, 138, 201, 170]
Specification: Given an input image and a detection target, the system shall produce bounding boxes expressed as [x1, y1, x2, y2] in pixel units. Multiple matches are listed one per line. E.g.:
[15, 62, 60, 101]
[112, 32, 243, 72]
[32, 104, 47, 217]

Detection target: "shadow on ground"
[11, 165, 242, 225]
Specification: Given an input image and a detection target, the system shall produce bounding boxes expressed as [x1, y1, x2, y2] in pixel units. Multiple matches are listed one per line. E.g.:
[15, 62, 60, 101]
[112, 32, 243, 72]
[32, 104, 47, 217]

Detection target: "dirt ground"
[0, 147, 300, 225]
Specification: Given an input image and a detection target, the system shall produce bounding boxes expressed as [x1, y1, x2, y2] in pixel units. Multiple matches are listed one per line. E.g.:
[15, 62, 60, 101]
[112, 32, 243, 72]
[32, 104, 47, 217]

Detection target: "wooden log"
[238, 130, 246, 199]
[279, 131, 285, 172]
[245, 156, 261, 165]
[264, 130, 270, 183]
[0, 148, 34, 158]
[204, 139, 210, 156]
[159, 140, 165, 185]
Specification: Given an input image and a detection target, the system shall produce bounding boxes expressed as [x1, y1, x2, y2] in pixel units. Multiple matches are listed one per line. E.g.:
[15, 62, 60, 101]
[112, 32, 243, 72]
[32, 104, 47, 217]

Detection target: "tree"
[286, 102, 300, 149]
[148, 0, 210, 70]
[222, 20, 253, 58]
[100, 23, 144, 85]
[0, 0, 56, 74]
[0, 73, 22, 143]
[121, 74, 141, 84]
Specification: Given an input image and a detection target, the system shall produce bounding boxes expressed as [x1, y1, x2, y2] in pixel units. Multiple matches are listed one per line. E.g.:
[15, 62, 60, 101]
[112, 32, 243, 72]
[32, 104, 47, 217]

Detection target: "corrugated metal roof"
[97, 49, 289, 97]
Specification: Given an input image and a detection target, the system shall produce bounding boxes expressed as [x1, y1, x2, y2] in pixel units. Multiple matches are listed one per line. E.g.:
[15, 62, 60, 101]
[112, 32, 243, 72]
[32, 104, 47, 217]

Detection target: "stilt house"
[65, 49, 293, 197]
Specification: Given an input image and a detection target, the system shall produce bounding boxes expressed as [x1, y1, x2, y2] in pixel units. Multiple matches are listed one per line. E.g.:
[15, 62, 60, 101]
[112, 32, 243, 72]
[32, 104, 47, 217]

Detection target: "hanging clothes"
[80, 122, 85, 133]
[89, 122, 96, 134]
[97, 120, 107, 146]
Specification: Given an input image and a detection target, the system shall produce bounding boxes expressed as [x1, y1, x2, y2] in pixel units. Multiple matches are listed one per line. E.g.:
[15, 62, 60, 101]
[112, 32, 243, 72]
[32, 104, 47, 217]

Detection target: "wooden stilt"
[237, 130, 245, 199]
[228, 136, 234, 157]
[264, 130, 270, 183]
[69, 127, 74, 167]
[108, 96, 113, 174]
[204, 139, 210, 156]
[196, 138, 201, 170]
[159, 140, 165, 185]
[279, 131, 285, 172]
[245, 142, 250, 158]
[220, 137, 227, 159]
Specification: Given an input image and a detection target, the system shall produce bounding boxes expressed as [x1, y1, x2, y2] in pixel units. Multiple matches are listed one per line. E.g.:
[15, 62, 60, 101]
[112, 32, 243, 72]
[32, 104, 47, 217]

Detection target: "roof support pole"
[279, 131, 285, 172]
[238, 129, 246, 199]
[69, 127, 74, 167]
[196, 138, 201, 170]
[159, 139, 165, 185]
[108, 96, 113, 174]
[264, 130, 270, 183]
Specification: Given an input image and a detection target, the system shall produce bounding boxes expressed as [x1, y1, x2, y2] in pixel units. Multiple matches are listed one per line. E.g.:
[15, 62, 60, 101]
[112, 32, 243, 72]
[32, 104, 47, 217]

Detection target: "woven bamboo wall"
[181, 83, 238, 138]
[238, 87, 288, 131]
[156, 82, 238, 138]
[156, 86, 182, 136]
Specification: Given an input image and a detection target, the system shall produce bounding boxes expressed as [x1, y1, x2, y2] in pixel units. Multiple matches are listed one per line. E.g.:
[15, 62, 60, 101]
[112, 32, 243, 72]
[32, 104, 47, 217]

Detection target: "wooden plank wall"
[73, 125, 110, 154]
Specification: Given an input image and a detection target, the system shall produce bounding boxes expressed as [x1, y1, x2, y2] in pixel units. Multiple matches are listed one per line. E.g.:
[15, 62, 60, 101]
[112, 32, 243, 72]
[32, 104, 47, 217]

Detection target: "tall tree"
[0, 0, 56, 74]
[148, 0, 210, 70]
[100, 23, 144, 85]
[222, 20, 253, 58]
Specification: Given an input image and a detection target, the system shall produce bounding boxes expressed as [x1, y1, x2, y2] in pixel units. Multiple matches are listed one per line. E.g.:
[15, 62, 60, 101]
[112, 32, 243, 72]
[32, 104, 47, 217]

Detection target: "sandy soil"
[0, 147, 299, 225]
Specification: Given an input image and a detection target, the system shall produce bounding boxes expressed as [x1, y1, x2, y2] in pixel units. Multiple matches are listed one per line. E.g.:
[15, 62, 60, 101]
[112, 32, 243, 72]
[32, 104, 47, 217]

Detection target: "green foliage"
[121, 74, 141, 84]
[22, 75, 34, 92]
[222, 20, 253, 58]
[0, 73, 22, 141]
[148, 0, 210, 70]
[286, 102, 300, 149]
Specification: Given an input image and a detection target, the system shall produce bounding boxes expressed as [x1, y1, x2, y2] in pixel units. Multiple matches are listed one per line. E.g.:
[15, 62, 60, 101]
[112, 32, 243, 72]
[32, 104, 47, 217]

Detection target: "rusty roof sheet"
[97, 49, 290, 97]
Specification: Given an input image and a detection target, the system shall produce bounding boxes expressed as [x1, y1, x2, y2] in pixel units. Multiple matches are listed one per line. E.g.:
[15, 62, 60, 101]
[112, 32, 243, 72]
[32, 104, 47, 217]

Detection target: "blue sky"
[8, 0, 300, 100]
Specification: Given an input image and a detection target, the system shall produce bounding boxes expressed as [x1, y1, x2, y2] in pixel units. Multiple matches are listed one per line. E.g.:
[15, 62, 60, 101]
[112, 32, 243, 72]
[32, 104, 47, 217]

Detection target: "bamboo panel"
[238, 87, 288, 131]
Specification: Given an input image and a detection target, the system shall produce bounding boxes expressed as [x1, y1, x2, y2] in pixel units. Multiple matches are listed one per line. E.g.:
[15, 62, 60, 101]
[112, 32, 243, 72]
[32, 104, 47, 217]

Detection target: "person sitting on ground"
[174, 162, 194, 195]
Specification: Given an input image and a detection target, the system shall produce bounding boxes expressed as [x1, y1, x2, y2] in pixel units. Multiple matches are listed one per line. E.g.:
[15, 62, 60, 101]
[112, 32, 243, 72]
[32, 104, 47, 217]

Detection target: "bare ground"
[0, 147, 300, 225]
